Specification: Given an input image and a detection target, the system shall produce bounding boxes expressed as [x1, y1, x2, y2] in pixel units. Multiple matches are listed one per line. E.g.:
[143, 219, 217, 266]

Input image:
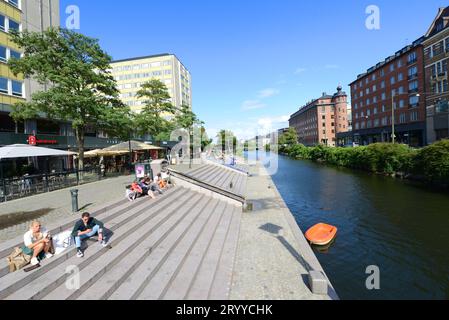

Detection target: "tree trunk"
[75, 126, 85, 175]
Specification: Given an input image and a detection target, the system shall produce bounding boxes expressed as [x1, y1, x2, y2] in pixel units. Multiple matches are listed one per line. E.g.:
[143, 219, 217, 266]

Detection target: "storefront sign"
[27, 135, 58, 146]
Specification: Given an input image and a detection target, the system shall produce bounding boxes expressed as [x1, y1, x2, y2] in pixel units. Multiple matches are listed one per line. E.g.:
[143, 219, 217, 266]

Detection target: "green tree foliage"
[7, 27, 130, 170]
[279, 127, 298, 153]
[414, 139, 449, 185]
[135, 79, 177, 137]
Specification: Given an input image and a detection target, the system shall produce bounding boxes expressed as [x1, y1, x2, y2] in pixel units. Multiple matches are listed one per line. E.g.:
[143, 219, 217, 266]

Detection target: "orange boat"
[305, 223, 338, 246]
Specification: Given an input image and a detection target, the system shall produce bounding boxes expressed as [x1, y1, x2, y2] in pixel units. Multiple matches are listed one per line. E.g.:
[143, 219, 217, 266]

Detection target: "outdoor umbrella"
[103, 140, 164, 152]
[0, 144, 76, 195]
[0, 144, 76, 160]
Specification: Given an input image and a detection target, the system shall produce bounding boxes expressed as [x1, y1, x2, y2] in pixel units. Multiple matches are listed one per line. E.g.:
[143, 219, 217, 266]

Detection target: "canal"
[264, 153, 449, 300]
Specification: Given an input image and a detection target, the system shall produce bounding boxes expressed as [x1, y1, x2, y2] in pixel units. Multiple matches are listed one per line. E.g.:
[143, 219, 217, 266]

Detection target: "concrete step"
[186, 165, 212, 180]
[208, 205, 242, 300]
[42, 190, 202, 300]
[194, 166, 221, 181]
[185, 165, 208, 176]
[0, 187, 183, 300]
[186, 202, 237, 300]
[136, 199, 222, 300]
[108, 195, 215, 300]
[207, 167, 230, 186]
[161, 201, 229, 300]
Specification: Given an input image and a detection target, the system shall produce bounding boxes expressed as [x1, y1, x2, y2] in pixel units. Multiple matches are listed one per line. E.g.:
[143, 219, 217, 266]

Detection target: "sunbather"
[23, 221, 53, 266]
[72, 212, 107, 258]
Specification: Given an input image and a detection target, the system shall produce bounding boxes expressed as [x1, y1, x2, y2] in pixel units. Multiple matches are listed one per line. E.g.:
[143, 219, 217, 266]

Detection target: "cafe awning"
[0, 144, 76, 161]
[103, 140, 164, 152]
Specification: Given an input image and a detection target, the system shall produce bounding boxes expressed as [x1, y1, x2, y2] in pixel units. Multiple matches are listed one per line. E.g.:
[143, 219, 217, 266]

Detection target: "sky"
[60, 0, 449, 140]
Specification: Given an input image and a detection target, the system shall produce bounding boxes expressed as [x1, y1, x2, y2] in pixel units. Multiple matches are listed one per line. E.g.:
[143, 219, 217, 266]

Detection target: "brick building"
[349, 37, 427, 147]
[289, 86, 348, 147]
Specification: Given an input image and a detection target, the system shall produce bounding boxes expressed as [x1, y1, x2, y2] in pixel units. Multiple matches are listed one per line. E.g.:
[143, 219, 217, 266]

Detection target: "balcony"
[407, 58, 417, 65]
[408, 73, 418, 81]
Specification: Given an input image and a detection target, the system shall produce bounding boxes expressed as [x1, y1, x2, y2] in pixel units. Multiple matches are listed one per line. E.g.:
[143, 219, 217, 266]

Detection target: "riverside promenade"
[0, 159, 336, 300]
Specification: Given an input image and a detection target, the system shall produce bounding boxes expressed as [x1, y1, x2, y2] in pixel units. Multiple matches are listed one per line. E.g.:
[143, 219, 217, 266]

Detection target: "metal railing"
[0, 166, 131, 203]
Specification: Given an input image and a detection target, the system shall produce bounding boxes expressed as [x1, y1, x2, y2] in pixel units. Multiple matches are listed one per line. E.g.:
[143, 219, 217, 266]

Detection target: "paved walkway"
[0, 175, 134, 242]
[230, 164, 338, 300]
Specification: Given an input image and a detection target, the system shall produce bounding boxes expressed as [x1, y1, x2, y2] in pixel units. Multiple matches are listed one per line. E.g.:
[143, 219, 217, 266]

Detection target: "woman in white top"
[23, 221, 53, 266]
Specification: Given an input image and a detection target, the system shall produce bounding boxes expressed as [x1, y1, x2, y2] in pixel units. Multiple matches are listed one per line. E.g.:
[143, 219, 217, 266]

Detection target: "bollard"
[70, 189, 79, 213]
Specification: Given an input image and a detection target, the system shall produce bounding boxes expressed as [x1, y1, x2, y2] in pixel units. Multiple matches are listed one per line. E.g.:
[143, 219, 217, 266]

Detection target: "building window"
[381, 81, 385, 89]
[0, 46, 6, 62]
[409, 80, 418, 93]
[390, 76, 396, 85]
[373, 85, 377, 92]
[0, 15, 5, 32]
[382, 93, 386, 100]
[409, 95, 419, 107]
[400, 113, 406, 124]
[380, 69, 385, 77]
[398, 73, 403, 81]
[12, 80, 23, 97]
[10, 49, 21, 60]
[7, 0, 20, 9]
[397, 59, 403, 68]
[408, 52, 417, 64]
[399, 100, 405, 108]
[382, 105, 386, 112]
[8, 19, 20, 32]
[408, 66, 418, 79]
[410, 111, 418, 121]
[0, 77, 8, 94]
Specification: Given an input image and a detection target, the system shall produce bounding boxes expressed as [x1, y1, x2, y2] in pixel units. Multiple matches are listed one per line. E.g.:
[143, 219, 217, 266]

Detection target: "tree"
[279, 127, 298, 147]
[7, 27, 130, 170]
[135, 79, 177, 138]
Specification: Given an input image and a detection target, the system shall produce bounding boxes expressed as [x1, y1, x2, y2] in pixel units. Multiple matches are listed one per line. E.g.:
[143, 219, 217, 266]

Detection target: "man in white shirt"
[23, 221, 53, 266]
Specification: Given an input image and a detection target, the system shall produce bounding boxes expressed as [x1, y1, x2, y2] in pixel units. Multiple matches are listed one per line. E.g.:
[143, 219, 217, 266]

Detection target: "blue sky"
[60, 0, 448, 139]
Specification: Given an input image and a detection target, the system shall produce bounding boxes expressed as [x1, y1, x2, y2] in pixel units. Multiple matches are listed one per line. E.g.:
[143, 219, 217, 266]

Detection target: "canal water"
[258, 153, 449, 300]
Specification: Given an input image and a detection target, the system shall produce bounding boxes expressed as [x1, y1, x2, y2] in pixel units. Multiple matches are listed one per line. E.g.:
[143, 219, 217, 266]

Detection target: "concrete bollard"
[308, 270, 328, 295]
[70, 189, 79, 213]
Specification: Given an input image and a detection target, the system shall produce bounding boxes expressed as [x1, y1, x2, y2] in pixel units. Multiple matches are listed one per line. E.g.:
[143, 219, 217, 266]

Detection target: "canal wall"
[229, 162, 338, 300]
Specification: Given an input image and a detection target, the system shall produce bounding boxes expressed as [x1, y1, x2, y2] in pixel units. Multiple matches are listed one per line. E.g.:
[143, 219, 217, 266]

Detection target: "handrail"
[168, 169, 246, 204]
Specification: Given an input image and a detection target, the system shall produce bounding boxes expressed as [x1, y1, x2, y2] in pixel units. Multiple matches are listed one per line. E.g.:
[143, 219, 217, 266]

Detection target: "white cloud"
[241, 100, 267, 111]
[258, 88, 280, 98]
[295, 67, 307, 74]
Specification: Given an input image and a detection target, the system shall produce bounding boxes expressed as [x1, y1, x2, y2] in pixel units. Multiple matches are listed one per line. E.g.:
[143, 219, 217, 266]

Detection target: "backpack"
[6, 247, 31, 273]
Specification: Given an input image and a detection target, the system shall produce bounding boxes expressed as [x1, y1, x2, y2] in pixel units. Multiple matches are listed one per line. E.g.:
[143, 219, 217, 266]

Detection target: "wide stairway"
[0, 186, 242, 300]
[181, 164, 248, 198]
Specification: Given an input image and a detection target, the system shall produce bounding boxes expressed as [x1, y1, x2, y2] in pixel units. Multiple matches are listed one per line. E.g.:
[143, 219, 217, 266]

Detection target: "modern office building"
[289, 86, 348, 147]
[0, 0, 123, 151]
[423, 7, 449, 143]
[110, 54, 192, 115]
[349, 37, 427, 147]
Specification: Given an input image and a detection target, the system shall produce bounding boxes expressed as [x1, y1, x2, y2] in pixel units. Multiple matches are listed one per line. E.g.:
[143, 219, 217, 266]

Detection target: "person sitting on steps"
[71, 212, 107, 258]
[23, 221, 54, 266]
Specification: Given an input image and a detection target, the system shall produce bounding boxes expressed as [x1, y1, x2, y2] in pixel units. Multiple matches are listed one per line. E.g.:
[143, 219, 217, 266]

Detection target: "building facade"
[0, 0, 74, 147]
[349, 37, 426, 147]
[423, 7, 449, 144]
[289, 86, 348, 147]
[110, 54, 192, 114]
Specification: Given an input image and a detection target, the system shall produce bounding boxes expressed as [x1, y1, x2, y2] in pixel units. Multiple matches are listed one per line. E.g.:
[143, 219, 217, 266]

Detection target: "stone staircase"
[182, 164, 248, 197]
[0, 186, 242, 300]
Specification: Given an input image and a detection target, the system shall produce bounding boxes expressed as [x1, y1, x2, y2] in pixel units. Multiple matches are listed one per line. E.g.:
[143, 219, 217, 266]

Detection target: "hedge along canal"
[261, 152, 449, 299]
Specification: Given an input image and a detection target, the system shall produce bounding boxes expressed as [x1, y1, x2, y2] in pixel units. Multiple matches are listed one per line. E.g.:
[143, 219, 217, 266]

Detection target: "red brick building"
[289, 86, 348, 147]
[349, 37, 427, 147]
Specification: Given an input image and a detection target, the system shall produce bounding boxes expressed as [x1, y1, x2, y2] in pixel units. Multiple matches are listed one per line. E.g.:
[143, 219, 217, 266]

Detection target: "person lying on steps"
[23, 221, 54, 266]
[72, 212, 107, 258]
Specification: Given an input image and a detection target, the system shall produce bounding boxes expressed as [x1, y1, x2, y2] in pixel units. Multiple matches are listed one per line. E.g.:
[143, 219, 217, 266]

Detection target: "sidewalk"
[230, 163, 338, 300]
[0, 175, 134, 242]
